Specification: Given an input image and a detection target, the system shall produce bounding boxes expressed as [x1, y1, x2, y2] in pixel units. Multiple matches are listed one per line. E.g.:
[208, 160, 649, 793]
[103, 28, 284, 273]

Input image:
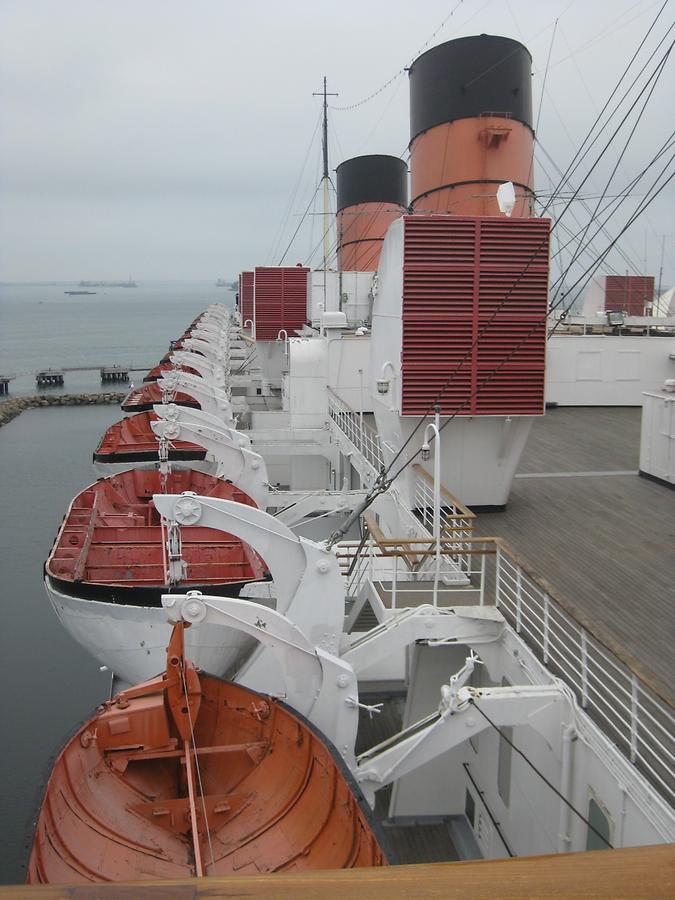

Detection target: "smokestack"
[408, 34, 534, 217]
[336, 155, 408, 270]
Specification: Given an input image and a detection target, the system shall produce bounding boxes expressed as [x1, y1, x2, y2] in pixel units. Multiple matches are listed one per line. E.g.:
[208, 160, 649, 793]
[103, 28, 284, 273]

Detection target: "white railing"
[339, 536, 489, 611]
[495, 544, 674, 805]
[327, 389, 384, 474]
[413, 464, 475, 576]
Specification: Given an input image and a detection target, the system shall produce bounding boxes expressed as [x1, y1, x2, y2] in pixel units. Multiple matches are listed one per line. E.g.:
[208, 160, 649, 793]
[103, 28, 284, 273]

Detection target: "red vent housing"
[401, 215, 550, 416]
[239, 271, 254, 324]
[253, 266, 309, 340]
[604, 275, 654, 315]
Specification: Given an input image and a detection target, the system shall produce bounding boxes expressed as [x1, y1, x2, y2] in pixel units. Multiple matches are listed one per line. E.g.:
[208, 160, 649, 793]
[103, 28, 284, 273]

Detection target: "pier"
[0, 375, 15, 396]
[36, 369, 64, 386]
[100, 366, 129, 383]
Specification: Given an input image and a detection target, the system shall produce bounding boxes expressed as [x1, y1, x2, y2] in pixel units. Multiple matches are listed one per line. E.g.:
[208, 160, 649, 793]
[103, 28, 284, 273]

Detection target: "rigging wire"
[543, 131, 675, 303]
[469, 699, 614, 848]
[539, 3, 671, 217]
[329, 0, 467, 112]
[278, 181, 323, 265]
[550, 39, 673, 292]
[267, 108, 322, 265]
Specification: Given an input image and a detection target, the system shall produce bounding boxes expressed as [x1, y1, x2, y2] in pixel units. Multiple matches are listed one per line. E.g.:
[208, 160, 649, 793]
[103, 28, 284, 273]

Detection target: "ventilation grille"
[604, 275, 654, 316]
[401, 215, 550, 416]
[253, 267, 309, 340]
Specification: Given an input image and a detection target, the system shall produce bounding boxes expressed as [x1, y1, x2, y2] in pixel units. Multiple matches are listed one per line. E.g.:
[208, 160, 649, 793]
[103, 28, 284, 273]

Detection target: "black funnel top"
[336, 155, 408, 213]
[409, 34, 533, 143]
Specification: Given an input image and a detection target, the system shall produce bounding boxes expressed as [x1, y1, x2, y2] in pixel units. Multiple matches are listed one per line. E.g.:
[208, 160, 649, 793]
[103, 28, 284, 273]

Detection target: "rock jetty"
[0, 393, 124, 428]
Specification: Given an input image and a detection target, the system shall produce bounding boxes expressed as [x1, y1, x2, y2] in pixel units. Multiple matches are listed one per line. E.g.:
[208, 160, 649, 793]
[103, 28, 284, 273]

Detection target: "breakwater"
[0, 392, 124, 428]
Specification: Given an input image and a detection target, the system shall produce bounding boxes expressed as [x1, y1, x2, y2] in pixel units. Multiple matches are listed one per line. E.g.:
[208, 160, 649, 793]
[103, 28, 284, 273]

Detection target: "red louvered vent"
[401, 215, 550, 416]
[253, 266, 309, 340]
[239, 271, 254, 323]
[604, 275, 654, 316]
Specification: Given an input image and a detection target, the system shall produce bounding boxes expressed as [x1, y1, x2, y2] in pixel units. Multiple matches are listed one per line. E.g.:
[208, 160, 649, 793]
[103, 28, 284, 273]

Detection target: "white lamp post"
[276, 329, 289, 364]
[421, 404, 442, 607]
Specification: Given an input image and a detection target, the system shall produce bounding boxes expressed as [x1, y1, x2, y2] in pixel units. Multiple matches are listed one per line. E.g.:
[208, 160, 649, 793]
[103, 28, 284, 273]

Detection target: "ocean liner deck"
[473, 406, 674, 697]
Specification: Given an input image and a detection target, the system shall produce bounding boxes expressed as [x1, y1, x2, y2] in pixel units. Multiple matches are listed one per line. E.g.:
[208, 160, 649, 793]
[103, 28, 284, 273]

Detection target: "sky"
[0, 0, 673, 289]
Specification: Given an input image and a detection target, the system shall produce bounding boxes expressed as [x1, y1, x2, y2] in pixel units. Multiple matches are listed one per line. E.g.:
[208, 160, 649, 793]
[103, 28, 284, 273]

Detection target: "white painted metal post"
[580, 630, 589, 708]
[358, 368, 364, 442]
[630, 675, 639, 763]
[544, 596, 550, 663]
[422, 411, 441, 608]
[479, 550, 486, 607]
[392, 553, 398, 610]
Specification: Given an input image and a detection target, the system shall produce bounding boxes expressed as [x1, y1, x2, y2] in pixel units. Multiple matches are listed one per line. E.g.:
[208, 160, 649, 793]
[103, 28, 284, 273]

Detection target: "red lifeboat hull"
[122, 382, 200, 413]
[27, 676, 388, 881]
[45, 469, 267, 606]
[94, 411, 206, 465]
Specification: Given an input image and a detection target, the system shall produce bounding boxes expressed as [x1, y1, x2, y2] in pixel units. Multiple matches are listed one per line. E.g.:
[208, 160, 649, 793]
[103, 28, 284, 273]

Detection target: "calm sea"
[0, 282, 235, 883]
[0, 281, 235, 395]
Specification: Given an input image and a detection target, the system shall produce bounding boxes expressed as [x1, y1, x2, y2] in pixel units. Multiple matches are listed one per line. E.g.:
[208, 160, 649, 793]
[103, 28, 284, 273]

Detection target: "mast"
[313, 77, 337, 271]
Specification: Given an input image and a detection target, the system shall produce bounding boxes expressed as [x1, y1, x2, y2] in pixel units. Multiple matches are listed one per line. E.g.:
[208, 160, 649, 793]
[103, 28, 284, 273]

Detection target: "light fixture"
[421, 442, 431, 461]
[376, 378, 390, 395]
[606, 310, 625, 327]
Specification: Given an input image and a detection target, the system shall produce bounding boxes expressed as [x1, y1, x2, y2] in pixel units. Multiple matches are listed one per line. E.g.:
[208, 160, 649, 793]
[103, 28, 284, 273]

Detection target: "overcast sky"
[1, 0, 673, 287]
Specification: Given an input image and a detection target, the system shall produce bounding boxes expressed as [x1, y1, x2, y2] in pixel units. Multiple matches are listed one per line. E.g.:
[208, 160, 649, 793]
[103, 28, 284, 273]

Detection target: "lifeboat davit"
[44, 470, 268, 682]
[28, 623, 388, 882]
[143, 361, 199, 383]
[122, 382, 200, 413]
[93, 411, 208, 476]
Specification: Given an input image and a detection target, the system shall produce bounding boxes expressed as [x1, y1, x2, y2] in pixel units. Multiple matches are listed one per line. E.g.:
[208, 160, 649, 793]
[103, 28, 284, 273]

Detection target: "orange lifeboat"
[122, 381, 200, 413]
[45, 469, 267, 605]
[143, 361, 200, 383]
[27, 623, 388, 881]
[94, 411, 207, 466]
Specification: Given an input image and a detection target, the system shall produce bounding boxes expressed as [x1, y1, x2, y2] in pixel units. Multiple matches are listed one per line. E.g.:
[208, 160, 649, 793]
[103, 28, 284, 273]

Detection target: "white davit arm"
[161, 590, 358, 767]
[157, 371, 232, 419]
[153, 402, 242, 441]
[151, 421, 268, 509]
[170, 350, 227, 386]
[152, 493, 345, 650]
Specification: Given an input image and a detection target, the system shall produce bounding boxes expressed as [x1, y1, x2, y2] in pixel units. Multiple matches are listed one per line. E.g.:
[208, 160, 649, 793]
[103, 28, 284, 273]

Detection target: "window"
[497, 726, 513, 806]
[497, 677, 512, 806]
[465, 788, 476, 827]
[586, 796, 612, 851]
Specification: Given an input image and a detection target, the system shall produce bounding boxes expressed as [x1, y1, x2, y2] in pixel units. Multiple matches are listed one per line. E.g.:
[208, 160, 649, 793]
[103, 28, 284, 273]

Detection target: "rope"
[181, 660, 216, 868]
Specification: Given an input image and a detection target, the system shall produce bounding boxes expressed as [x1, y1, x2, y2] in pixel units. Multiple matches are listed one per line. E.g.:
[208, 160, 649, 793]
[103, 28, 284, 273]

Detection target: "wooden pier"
[100, 366, 129, 383]
[35, 369, 64, 386]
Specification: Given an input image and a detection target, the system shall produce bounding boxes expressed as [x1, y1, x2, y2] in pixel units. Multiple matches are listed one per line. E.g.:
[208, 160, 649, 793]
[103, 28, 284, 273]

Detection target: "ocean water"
[0, 281, 235, 395]
[0, 283, 235, 883]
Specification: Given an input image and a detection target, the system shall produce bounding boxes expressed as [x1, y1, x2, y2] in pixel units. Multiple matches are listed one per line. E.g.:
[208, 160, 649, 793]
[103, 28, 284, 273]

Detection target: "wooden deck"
[472, 407, 675, 695]
[4, 844, 673, 897]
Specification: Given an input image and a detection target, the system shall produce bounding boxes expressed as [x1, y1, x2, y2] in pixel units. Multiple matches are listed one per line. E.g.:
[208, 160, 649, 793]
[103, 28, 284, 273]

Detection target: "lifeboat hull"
[44, 469, 268, 682]
[93, 411, 215, 478]
[45, 578, 257, 683]
[27, 675, 388, 882]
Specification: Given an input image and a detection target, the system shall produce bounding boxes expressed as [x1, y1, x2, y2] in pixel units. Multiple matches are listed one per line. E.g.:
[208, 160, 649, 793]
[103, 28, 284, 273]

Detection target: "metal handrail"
[327, 389, 384, 473]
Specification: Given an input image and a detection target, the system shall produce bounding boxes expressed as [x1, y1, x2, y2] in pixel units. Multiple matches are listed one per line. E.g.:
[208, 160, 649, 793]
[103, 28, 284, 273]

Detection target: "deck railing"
[337, 534, 674, 806]
[412, 464, 475, 575]
[327, 389, 384, 474]
[494, 541, 674, 806]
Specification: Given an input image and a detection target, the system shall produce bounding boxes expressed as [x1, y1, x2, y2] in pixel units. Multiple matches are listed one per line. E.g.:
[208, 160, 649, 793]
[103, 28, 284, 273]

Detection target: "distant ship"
[64, 290, 96, 295]
[215, 278, 237, 289]
[78, 278, 137, 288]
